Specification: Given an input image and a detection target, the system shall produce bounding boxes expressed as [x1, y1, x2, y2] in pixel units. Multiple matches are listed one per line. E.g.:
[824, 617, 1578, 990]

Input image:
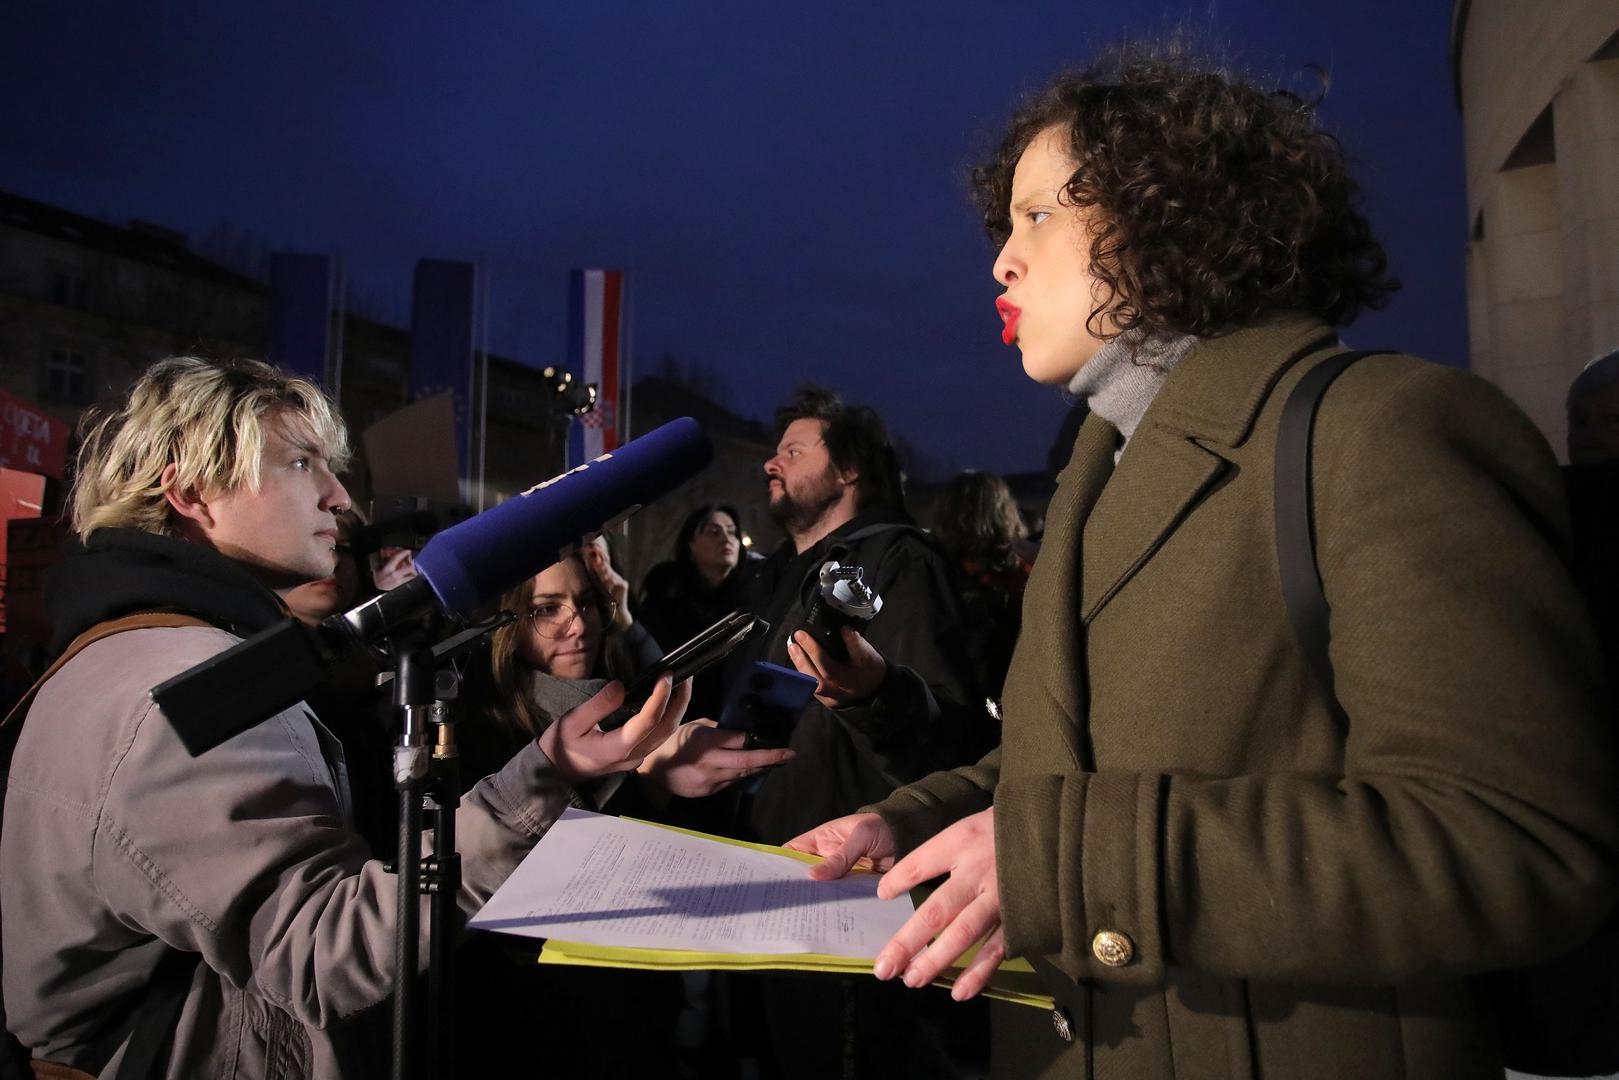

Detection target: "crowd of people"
[5, 37, 1619, 1080]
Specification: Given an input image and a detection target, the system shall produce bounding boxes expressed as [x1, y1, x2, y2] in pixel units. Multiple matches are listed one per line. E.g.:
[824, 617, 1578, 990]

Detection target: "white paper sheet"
[468, 808, 912, 957]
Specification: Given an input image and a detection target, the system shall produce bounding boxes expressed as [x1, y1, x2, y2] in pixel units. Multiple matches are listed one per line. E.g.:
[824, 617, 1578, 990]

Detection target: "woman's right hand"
[635, 719, 795, 801]
[537, 676, 691, 785]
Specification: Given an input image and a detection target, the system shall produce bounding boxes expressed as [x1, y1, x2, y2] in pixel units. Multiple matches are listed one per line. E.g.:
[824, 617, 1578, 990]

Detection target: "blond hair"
[71, 356, 351, 541]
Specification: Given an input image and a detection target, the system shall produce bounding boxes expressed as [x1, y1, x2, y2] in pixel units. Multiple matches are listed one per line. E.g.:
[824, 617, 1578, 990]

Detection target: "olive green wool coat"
[872, 315, 1619, 1079]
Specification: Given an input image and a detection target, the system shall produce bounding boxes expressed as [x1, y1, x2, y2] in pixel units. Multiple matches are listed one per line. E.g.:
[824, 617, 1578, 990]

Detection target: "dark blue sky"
[1, 1, 1464, 476]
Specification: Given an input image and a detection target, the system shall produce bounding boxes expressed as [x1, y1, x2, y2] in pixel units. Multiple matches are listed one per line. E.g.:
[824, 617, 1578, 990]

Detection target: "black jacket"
[724, 504, 987, 842]
[45, 527, 287, 650]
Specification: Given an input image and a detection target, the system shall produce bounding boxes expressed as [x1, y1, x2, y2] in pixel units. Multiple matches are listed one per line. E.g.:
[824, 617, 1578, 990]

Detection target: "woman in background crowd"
[458, 551, 784, 796]
[637, 503, 754, 717]
[935, 471, 1033, 703]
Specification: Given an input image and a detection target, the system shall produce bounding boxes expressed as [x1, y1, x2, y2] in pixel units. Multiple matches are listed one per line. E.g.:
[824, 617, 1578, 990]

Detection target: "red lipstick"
[995, 297, 1021, 346]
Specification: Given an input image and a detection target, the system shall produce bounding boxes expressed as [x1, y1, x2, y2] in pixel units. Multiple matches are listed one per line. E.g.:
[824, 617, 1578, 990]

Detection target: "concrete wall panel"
[1456, 1, 1619, 459]
[1458, 0, 1619, 216]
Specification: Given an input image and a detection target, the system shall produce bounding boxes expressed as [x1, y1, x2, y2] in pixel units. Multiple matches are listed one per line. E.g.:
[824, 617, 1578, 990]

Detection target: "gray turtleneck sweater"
[1066, 331, 1199, 461]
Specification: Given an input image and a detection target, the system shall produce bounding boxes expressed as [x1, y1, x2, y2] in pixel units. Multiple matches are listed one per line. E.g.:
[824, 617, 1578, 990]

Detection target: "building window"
[45, 348, 90, 401]
[52, 270, 90, 309]
[363, 353, 405, 380]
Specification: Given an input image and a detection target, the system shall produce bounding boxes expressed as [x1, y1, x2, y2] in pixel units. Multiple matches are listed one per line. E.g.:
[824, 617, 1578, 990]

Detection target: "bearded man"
[694, 384, 986, 1080]
[718, 383, 982, 844]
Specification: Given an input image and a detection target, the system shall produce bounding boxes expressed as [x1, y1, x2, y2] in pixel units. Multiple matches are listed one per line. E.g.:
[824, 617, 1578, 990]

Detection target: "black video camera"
[799, 559, 882, 662]
[350, 496, 470, 560]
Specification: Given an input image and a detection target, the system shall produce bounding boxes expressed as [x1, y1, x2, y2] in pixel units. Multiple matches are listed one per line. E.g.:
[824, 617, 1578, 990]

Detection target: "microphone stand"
[425, 692, 460, 1079]
[390, 638, 434, 1080]
[386, 612, 512, 1080]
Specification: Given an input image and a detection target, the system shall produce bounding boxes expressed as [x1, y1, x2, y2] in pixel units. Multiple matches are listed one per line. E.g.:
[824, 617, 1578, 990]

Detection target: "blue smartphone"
[717, 660, 818, 748]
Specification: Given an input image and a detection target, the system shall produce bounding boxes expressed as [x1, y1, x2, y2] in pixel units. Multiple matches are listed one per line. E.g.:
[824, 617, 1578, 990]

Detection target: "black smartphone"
[716, 660, 819, 748]
[600, 611, 765, 729]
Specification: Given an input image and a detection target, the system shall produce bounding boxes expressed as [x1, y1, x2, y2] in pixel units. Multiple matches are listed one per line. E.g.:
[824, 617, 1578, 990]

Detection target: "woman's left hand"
[538, 675, 691, 785]
[636, 719, 795, 800]
[871, 807, 1005, 1001]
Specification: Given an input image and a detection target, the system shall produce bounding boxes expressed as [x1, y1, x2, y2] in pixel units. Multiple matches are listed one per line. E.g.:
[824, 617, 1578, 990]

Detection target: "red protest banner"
[3, 511, 68, 642]
[0, 388, 70, 479]
[0, 468, 48, 636]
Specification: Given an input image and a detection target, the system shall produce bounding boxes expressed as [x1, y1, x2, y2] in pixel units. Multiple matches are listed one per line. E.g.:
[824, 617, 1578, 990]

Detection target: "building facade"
[0, 188, 793, 632]
[0, 189, 565, 513]
[1453, 0, 1619, 459]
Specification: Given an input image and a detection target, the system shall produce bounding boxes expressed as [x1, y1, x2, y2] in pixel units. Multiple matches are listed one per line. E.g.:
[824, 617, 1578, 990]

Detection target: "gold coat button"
[1091, 930, 1135, 967]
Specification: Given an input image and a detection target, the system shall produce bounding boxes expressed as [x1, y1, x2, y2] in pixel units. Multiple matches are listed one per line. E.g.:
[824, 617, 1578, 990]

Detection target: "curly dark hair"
[937, 471, 1027, 569]
[774, 383, 904, 510]
[973, 42, 1397, 339]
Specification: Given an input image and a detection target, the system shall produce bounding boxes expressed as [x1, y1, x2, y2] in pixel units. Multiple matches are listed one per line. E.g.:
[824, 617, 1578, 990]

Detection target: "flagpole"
[621, 271, 633, 441]
[476, 262, 490, 513]
[330, 255, 346, 403]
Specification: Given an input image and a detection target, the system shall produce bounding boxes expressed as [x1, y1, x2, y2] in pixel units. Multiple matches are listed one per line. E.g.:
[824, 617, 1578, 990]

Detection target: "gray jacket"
[2, 624, 576, 1078]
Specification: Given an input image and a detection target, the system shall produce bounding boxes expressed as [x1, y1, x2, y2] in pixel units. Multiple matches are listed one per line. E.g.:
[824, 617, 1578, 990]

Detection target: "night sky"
[0, 1, 1465, 478]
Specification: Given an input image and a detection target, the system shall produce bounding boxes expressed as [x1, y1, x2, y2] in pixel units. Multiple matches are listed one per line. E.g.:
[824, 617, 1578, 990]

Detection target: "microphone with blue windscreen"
[410, 416, 711, 616]
[153, 417, 714, 755]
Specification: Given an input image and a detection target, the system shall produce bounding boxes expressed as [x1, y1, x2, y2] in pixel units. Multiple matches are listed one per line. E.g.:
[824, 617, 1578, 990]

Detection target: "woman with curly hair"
[788, 42, 1618, 1079]
[936, 471, 1032, 701]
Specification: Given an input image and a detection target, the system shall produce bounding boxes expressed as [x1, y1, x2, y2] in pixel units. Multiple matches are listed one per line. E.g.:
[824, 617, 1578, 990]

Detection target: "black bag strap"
[112, 946, 197, 1079]
[824, 522, 936, 570]
[2, 611, 212, 1080]
[837, 522, 930, 545]
[1, 611, 213, 732]
[1274, 349, 1386, 710]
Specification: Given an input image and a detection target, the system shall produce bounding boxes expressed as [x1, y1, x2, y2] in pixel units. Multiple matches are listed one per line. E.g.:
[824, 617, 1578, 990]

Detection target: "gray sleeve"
[92, 695, 573, 1027]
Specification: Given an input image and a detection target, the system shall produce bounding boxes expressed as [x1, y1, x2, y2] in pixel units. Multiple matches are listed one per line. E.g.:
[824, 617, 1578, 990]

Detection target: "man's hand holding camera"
[786, 626, 887, 707]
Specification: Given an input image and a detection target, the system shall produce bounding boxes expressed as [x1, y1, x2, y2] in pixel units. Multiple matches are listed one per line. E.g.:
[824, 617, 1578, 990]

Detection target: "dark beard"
[768, 484, 840, 538]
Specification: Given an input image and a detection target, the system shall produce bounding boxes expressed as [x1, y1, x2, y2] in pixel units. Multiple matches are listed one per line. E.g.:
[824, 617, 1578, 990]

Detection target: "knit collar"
[1066, 330, 1199, 447]
[522, 669, 609, 732]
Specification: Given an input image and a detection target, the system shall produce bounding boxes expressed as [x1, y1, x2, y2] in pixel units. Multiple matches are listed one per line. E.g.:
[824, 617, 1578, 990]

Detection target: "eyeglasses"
[523, 599, 605, 639]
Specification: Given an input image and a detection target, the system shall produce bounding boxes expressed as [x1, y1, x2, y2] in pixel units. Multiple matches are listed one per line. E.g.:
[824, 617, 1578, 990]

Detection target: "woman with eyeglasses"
[459, 551, 790, 799]
[454, 551, 792, 1076]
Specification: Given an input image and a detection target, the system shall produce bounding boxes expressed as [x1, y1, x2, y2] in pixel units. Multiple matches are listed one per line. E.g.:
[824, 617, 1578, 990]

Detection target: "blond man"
[1, 357, 687, 1078]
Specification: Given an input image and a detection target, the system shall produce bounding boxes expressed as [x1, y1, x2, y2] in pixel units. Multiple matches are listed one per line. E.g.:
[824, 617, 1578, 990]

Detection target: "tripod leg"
[390, 647, 436, 1080]
[426, 741, 461, 1079]
[393, 772, 424, 1080]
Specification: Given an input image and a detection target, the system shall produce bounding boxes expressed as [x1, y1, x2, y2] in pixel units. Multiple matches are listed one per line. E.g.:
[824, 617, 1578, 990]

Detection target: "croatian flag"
[566, 269, 625, 468]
